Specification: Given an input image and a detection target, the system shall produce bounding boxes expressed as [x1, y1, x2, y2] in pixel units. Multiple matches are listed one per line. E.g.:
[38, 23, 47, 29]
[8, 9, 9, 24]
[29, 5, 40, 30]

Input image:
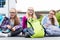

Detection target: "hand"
[6, 25, 12, 29]
[47, 21, 51, 25]
[53, 15, 55, 18]
[45, 24, 49, 27]
[12, 27, 16, 31]
[45, 22, 51, 27]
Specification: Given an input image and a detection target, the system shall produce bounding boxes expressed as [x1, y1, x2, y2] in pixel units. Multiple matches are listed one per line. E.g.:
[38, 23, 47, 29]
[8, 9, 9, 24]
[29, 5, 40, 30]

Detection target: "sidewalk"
[0, 37, 60, 40]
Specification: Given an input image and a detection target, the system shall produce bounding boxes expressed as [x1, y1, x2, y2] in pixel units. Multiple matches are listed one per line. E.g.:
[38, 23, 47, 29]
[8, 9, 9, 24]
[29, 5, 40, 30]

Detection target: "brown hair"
[14, 15, 20, 26]
[51, 10, 56, 15]
[10, 8, 20, 26]
[50, 18, 55, 25]
[50, 10, 56, 25]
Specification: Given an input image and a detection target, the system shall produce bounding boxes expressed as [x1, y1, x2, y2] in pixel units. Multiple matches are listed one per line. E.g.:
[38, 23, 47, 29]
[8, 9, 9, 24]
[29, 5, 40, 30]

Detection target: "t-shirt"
[10, 20, 14, 27]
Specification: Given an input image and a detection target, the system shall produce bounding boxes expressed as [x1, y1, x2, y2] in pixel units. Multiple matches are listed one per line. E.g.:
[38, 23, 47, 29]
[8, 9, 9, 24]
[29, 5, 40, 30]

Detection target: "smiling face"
[27, 7, 34, 16]
[10, 8, 16, 19]
[49, 10, 55, 18]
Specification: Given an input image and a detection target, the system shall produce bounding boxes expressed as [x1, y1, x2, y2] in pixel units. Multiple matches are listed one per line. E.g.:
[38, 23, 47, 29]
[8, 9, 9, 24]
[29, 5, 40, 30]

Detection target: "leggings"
[10, 27, 23, 36]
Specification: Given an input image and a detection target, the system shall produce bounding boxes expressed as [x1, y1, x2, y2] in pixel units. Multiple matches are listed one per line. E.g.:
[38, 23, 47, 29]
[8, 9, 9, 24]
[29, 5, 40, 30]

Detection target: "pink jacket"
[22, 16, 27, 29]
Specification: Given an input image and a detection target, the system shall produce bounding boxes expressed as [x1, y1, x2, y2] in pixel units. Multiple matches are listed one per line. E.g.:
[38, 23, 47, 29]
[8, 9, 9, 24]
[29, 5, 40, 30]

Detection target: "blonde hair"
[26, 7, 37, 19]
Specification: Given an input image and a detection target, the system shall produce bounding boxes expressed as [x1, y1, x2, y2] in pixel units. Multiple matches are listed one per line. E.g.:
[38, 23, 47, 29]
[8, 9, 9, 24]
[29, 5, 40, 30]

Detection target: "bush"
[38, 15, 43, 23]
[56, 11, 60, 25]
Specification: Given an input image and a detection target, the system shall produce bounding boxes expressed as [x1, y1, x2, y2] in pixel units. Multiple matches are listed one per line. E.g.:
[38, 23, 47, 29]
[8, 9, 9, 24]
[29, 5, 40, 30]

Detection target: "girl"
[7, 8, 23, 36]
[22, 7, 36, 29]
[22, 7, 37, 37]
[41, 10, 60, 36]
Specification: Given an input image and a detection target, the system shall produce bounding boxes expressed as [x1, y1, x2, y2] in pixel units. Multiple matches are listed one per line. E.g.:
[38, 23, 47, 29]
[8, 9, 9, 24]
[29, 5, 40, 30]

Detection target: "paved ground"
[0, 37, 60, 40]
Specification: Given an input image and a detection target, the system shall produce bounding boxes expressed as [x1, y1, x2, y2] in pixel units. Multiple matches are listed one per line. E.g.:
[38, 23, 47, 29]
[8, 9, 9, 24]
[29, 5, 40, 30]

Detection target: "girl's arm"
[22, 16, 27, 29]
[1, 17, 10, 29]
[41, 16, 49, 28]
[12, 18, 22, 31]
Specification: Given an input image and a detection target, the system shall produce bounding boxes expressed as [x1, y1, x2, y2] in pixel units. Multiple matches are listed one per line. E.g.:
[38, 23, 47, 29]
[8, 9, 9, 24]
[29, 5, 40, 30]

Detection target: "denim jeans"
[23, 28, 34, 36]
[46, 26, 60, 36]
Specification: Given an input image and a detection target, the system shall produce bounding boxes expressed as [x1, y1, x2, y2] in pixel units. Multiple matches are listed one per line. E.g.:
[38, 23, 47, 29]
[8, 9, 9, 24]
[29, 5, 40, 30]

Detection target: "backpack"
[27, 18, 45, 38]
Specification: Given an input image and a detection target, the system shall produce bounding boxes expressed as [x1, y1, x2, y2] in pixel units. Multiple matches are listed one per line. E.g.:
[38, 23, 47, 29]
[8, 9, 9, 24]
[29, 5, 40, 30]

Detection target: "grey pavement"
[0, 37, 60, 40]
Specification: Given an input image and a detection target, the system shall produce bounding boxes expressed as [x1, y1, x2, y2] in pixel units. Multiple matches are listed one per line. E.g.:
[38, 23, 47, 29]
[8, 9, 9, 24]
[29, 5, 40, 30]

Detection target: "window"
[0, 0, 6, 8]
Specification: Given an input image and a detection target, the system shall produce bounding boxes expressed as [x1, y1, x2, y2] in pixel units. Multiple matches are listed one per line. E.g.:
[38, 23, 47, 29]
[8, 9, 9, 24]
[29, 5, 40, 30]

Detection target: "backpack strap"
[27, 21, 34, 30]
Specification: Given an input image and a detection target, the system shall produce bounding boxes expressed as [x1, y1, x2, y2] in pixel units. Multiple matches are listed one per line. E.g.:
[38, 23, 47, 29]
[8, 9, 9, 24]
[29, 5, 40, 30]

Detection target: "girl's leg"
[46, 26, 60, 36]
[22, 28, 27, 36]
[10, 27, 23, 37]
[23, 28, 34, 38]
[52, 27, 60, 35]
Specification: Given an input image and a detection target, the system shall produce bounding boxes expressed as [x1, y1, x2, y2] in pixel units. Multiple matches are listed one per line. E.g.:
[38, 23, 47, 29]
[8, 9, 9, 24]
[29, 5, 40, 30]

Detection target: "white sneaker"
[0, 32, 8, 37]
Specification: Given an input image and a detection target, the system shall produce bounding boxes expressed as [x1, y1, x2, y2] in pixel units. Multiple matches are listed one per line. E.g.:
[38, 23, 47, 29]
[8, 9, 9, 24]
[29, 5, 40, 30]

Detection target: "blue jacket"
[41, 15, 60, 35]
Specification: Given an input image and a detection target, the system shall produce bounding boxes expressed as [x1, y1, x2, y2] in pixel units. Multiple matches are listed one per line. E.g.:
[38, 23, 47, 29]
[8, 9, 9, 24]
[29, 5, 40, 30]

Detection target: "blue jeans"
[23, 28, 34, 36]
[46, 26, 60, 36]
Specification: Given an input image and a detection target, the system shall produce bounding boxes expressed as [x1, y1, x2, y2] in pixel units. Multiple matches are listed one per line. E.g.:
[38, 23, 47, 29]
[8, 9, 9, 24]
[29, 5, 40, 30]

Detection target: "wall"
[8, 0, 16, 16]
[0, 0, 16, 17]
